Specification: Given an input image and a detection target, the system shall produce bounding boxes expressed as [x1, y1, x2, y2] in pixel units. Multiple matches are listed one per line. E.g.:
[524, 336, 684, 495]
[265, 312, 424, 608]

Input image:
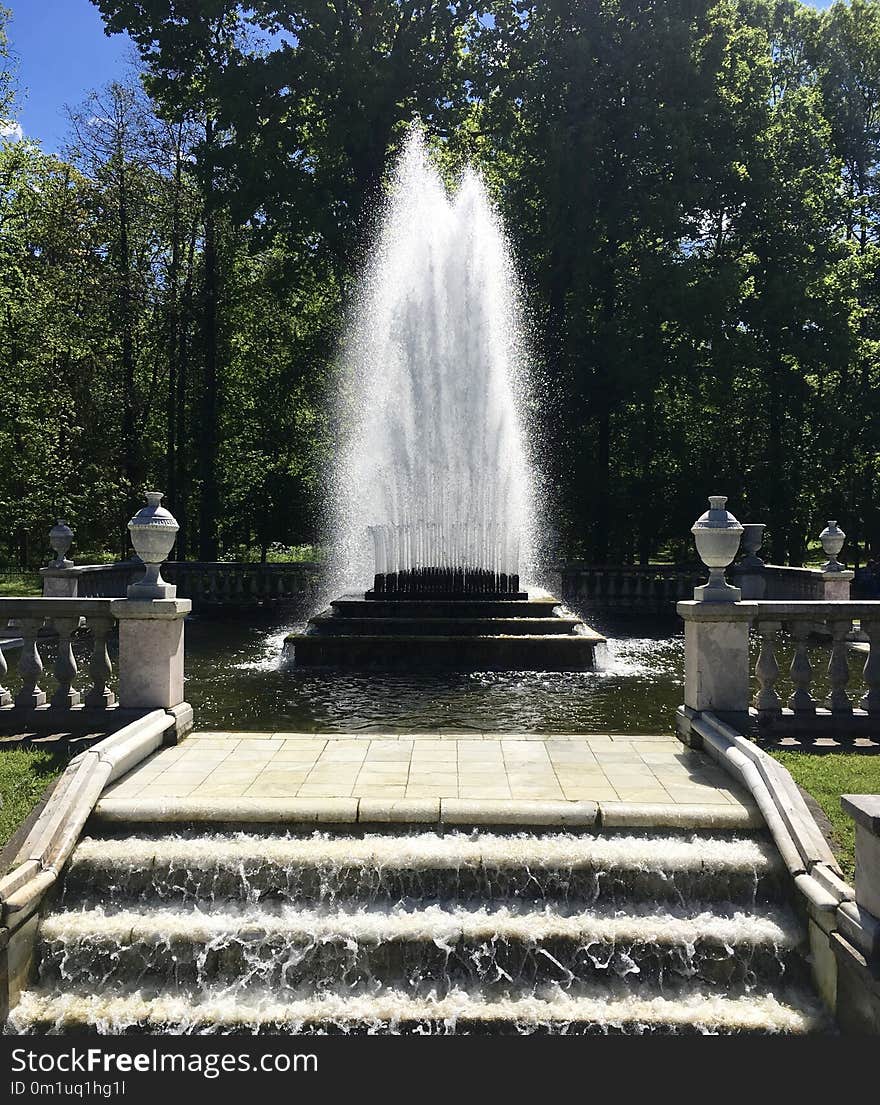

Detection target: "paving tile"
[560, 785, 619, 801]
[194, 783, 254, 798]
[458, 786, 513, 799]
[508, 786, 565, 800]
[257, 769, 312, 784]
[136, 783, 199, 797]
[183, 738, 240, 750]
[153, 770, 214, 784]
[317, 748, 368, 762]
[405, 786, 459, 798]
[354, 785, 408, 798]
[408, 772, 458, 785]
[663, 785, 731, 805]
[293, 782, 354, 797]
[101, 781, 145, 798]
[614, 787, 672, 803]
[357, 773, 410, 786]
[272, 751, 322, 765]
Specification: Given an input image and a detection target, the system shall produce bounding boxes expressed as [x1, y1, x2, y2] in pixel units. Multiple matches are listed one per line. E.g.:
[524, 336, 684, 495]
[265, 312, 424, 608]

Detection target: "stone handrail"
[0, 710, 175, 1019]
[41, 560, 322, 608]
[0, 595, 193, 734]
[682, 710, 880, 1031]
[678, 599, 880, 738]
[560, 562, 830, 613]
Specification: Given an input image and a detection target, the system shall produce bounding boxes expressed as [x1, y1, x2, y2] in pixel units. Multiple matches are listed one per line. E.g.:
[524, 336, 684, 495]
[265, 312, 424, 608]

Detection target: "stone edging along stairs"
[0, 715, 860, 1035]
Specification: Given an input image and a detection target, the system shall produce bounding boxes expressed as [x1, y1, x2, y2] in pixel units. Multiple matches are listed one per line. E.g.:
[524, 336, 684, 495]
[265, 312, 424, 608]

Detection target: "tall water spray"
[330, 131, 537, 596]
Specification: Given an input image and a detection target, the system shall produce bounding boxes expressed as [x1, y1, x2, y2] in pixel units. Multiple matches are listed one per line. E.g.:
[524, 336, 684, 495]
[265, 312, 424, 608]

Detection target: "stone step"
[8, 982, 827, 1035]
[308, 615, 584, 637]
[36, 902, 806, 992]
[283, 632, 602, 671]
[331, 595, 563, 619]
[60, 831, 786, 907]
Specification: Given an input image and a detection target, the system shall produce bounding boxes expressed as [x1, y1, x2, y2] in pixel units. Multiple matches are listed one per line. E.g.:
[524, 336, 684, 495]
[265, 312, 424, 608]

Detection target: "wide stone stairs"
[7, 822, 829, 1034]
[285, 594, 605, 670]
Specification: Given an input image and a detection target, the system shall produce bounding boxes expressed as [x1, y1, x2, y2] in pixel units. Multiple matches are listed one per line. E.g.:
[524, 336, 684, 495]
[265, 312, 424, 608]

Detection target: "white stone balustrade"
[678, 599, 880, 738]
[0, 595, 191, 728]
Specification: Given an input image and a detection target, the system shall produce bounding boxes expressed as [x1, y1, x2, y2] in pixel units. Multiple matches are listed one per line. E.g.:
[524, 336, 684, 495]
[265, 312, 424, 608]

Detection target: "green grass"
[769, 750, 880, 881]
[0, 749, 66, 856]
[0, 571, 40, 597]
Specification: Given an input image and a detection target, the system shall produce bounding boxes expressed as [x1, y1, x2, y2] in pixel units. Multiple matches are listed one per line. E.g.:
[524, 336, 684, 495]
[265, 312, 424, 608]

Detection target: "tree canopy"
[1, 0, 879, 567]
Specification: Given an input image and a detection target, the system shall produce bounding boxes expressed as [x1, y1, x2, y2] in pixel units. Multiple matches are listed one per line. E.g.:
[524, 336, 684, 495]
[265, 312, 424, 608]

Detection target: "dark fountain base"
[284, 590, 606, 672]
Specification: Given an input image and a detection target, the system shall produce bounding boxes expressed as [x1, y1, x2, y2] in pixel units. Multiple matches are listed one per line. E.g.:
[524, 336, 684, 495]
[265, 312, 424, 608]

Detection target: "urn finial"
[48, 519, 74, 569]
[691, 495, 744, 601]
[126, 491, 179, 600]
[819, 520, 845, 573]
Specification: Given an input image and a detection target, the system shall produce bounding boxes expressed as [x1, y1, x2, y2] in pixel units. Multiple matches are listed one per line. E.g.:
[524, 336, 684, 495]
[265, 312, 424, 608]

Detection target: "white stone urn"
[48, 520, 74, 569]
[738, 523, 765, 569]
[127, 491, 178, 600]
[819, 520, 846, 573]
[691, 495, 744, 601]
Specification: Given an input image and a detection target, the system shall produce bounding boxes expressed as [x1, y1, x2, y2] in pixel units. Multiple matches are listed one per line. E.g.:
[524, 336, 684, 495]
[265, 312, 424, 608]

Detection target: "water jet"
[287, 131, 603, 670]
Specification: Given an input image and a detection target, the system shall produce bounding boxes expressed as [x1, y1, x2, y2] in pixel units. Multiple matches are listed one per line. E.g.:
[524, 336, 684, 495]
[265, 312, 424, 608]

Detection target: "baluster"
[50, 616, 81, 708]
[860, 619, 880, 715]
[0, 636, 11, 706]
[827, 618, 853, 714]
[754, 619, 783, 716]
[788, 622, 816, 714]
[84, 616, 115, 707]
[15, 617, 46, 708]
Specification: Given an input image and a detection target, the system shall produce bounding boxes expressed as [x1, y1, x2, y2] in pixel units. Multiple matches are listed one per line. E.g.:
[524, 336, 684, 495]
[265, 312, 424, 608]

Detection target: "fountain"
[287, 131, 603, 669]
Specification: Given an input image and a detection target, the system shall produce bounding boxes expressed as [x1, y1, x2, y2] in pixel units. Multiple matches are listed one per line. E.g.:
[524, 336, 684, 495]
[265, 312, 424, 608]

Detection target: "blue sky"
[5, 0, 134, 151]
[5, 0, 838, 153]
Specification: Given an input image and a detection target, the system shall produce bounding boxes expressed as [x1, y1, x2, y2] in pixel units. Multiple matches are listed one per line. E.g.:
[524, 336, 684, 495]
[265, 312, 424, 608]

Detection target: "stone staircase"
[8, 823, 829, 1034]
[284, 593, 605, 670]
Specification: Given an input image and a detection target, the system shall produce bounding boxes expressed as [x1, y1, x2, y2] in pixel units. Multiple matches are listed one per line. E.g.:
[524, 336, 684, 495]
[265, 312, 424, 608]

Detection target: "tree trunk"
[197, 116, 221, 561]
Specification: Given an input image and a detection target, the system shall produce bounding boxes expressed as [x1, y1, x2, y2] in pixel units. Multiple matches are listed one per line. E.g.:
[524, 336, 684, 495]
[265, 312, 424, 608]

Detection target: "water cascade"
[9, 826, 826, 1034]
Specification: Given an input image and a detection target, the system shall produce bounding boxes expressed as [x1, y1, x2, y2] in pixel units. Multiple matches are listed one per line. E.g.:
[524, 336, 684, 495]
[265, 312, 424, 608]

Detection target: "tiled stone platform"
[101, 731, 752, 811]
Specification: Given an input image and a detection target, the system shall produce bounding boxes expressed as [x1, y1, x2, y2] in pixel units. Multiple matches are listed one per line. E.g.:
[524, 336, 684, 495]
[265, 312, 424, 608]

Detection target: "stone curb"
[94, 797, 361, 824]
[598, 801, 762, 830]
[689, 709, 880, 1028]
[92, 794, 758, 832]
[0, 708, 180, 927]
[702, 711, 840, 873]
[0, 706, 189, 1021]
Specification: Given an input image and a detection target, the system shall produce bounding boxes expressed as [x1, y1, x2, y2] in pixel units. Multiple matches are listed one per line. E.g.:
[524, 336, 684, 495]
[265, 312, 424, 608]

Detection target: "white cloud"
[0, 120, 23, 141]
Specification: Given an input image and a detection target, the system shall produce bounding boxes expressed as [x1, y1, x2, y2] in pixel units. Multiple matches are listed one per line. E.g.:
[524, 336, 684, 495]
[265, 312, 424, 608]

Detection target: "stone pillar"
[822, 569, 853, 601]
[40, 568, 78, 598]
[841, 796, 880, 920]
[677, 601, 756, 736]
[835, 795, 880, 1033]
[110, 598, 191, 709]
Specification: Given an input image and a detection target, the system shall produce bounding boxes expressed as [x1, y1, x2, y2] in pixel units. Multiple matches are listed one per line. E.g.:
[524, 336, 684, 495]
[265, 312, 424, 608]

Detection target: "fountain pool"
[184, 613, 682, 732]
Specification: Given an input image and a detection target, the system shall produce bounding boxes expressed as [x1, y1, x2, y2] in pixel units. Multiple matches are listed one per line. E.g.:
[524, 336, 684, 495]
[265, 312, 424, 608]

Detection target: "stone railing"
[0, 596, 192, 735]
[41, 562, 140, 599]
[559, 561, 830, 614]
[41, 559, 322, 609]
[559, 563, 702, 613]
[678, 599, 880, 739]
[165, 561, 322, 607]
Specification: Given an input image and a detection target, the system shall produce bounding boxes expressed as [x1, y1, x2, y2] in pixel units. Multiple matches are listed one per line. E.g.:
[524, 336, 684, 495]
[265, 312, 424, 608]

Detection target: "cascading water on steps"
[8, 828, 829, 1035]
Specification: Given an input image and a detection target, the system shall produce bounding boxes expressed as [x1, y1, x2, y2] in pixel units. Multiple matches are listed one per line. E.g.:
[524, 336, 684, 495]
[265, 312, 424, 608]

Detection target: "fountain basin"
[284, 592, 605, 671]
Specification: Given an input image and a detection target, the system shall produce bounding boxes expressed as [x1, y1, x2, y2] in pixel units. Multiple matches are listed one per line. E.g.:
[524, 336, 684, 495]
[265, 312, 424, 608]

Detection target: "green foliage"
[2, 1, 880, 567]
